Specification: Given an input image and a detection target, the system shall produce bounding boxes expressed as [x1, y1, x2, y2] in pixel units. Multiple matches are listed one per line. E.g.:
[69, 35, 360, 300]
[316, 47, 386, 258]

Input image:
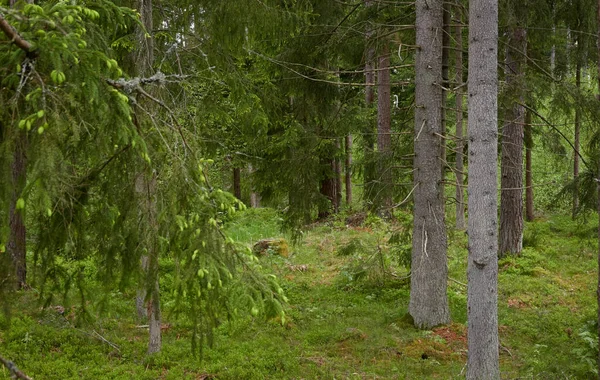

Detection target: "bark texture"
[377, 42, 392, 216]
[524, 109, 534, 221]
[410, 0, 449, 329]
[248, 164, 261, 208]
[8, 132, 28, 289]
[454, 8, 466, 230]
[573, 59, 581, 219]
[467, 0, 500, 376]
[363, 0, 376, 205]
[345, 134, 353, 205]
[499, 26, 526, 256]
[596, 0, 600, 373]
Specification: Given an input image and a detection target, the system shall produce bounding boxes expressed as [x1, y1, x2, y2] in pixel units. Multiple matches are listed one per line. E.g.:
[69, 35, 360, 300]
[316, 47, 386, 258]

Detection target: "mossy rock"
[253, 238, 289, 257]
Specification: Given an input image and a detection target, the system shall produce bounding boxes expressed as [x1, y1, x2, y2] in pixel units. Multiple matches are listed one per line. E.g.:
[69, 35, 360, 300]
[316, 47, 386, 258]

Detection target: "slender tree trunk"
[377, 42, 392, 216]
[410, 0, 449, 329]
[454, 7, 466, 230]
[573, 59, 581, 219]
[345, 134, 353, 205]
[133, 0, 161, 354]
[335, 139, 343, 211]
[6, 0, 29, 291]
[248, 164, 260, 208]
[7, 132, 27, 289]
[524, 108, 534, 221]
[467, 0, 499, 376]
[499, 25, 526, 257]
[318, 159, 337, 219]
[233, 167, 242, 200]
[363, 0, 377, 205]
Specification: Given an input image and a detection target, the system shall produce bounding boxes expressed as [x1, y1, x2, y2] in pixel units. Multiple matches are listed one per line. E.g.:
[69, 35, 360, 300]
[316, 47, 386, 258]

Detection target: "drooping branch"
[0, 354, 33, 380]
[0, 13, 38, 58]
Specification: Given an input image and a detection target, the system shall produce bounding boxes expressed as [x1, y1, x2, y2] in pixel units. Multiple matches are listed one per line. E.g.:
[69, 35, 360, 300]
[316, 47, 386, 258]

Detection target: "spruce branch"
[0, 354, 32, 380]
[0, 13, 38, 58]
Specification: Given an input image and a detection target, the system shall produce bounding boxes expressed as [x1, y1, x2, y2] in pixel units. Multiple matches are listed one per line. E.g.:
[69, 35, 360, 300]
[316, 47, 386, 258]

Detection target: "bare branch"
[0, 13, 38, 58]
[0, 354, 33, 380]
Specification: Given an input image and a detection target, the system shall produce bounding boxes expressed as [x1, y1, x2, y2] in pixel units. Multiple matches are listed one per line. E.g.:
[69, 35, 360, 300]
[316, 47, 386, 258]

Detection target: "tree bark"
[440, 1, 451, 205]
[524, 108, 534, 221]
[233, 167, 242, 200]
[7, 131, 27, 289]
[248, 164, 261, 208]
[318, 159, 337, 219]
[410, 0, 449, 329]
[363, 0, 377, 206]
[335, 139, 343, 211]
[454, 7, 466, 230]
[133, 0, 161, 355]
[573, 58, 581, 219]
[466, 0, 500, 376]
[345, 134, 353, 205]
[377, 42, 393, 216]
[499, 25, 526, 257]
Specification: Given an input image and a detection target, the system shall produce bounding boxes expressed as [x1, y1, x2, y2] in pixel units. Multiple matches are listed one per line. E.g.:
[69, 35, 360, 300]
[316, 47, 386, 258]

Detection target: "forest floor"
[0, 208, 598, 379]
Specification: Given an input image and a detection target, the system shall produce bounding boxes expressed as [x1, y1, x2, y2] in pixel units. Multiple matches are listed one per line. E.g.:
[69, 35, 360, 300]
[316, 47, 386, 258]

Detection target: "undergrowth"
[0, 209, 598, 379]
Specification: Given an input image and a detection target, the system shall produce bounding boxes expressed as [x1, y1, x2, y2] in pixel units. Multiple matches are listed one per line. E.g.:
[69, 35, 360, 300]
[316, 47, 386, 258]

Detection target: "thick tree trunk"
[233, 167, 242, 200]
[410, 0, 449, 329]
[440, 1, 451, 199]
[499, 26, 526, 257]
[467, 0, 500, 377]
[573, 59, 581, 219]
[524, 108, 534, 221]
[377, 42, 392, 216]
[345, 134, 353, 205]
[8, 132, 27, 289]
[454, 8, 466, 230]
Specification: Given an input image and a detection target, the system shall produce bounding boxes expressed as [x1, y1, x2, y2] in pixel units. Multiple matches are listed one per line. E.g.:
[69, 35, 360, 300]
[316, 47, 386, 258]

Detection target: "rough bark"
[454, 7, 466, 230]
[499, 26, 526, 257]
[345, 134, 353, 205]
[410, 0, 449, 329]
[318, 159, 337, 219]
[440, 1, 451, 196]
[233, 167, 242, 200]
[573, 59, 581, 219]
[7, 131, 28, 289]
[524, 108, 534, 221]
[466, 0, 500, 376]
[377, 42, 393, 216]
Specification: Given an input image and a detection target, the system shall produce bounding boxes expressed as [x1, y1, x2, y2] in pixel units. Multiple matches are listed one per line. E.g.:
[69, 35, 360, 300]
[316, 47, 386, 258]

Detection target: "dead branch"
[0, 354, 33, 380]
[0, 13, 38, 58]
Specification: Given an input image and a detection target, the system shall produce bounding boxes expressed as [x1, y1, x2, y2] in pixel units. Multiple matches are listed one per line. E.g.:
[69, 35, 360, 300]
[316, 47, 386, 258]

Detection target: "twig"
[448, 277, 467, 287]
[0, 354, 33, 380]
[92, 330, 121, 352]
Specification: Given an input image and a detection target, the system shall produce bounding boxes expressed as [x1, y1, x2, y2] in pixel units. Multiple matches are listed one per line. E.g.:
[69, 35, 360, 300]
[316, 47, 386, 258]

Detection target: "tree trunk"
[363, 0, 377, 206]
[248, 164, 261, 208]
[335, 139, 343, 211]
[6, 0, 29, 291]
[233, 167, 242, 200]
[499, 25, 526, 257]
[524, 108, 534, 221]
[345, 134, 353, 205]
[466, 0, 500, 376]
[318, 159, 337, 219]
[7, 131, 27, 289]
[573, 58, 581, 219]
[410, 0, 449, 329]
[440, 1, 451, 207]
[134, 0, 161, 354]
[377, 42, 392, 216]
[454, 7, 466, 230]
